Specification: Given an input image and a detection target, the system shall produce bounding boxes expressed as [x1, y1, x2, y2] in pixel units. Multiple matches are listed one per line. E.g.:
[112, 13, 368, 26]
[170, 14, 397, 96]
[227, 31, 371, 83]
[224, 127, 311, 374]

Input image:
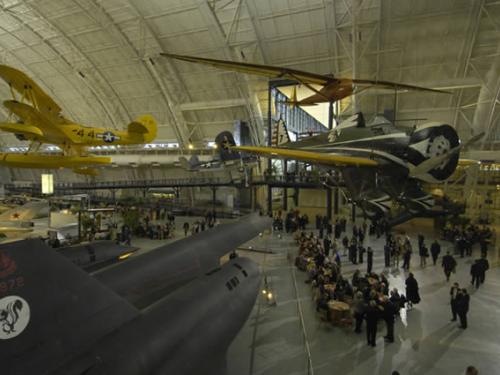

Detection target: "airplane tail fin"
[128, 114, 157, 143]
[179, 155, 200, 171]
[271, 118, 291, 146]
[215, 131, 240, 161]
[0, 239, 138, 375]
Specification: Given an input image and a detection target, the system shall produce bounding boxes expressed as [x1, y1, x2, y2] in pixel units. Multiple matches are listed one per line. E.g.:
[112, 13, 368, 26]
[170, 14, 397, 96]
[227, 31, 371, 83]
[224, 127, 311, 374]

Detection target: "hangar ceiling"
[0, 0, 499, 150]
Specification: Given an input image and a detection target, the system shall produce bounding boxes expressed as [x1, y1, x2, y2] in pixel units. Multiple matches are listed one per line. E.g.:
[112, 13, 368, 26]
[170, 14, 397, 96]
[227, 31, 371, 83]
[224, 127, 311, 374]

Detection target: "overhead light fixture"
[188, 144, 194, 150]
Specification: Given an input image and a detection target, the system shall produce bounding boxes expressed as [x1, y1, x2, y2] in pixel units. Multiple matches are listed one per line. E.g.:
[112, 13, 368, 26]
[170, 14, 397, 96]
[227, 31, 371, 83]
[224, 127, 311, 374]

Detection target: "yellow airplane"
[0, 65, 158, 174]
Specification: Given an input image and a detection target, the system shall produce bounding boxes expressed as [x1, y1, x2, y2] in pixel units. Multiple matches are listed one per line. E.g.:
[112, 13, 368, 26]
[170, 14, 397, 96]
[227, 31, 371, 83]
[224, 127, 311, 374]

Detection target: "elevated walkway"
[5, 175, 341, 193]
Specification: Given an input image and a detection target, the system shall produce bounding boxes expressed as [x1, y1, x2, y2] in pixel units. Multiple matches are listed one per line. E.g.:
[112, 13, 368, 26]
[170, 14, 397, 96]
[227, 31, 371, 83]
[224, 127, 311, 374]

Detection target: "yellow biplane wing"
[0, 122, 43, 138]
[3, 100, 50, 126]
[234, 146, 378, 167]
[0, 65, 61, 115]
[1, 100, 66, 141]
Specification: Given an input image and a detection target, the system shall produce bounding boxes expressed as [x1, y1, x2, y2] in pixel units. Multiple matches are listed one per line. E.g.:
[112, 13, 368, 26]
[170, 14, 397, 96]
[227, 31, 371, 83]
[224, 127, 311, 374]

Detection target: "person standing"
[402, 245, 411, 270]
[358, 245, 366, 264]
[393, 240, 401, 268]
[405, 273, 420, 310]
[470, 260, 481, 289]
[441, 251, 457, 282]
[384, 243, 391, 267]
[365, 300, 380, 347]
[419, 243, 428, 268]
[382, 296, 397, 343]
[479, 238, 489, 258]
[477, 254, 490, 285]
[323, 235, 331, 257]
[183, 222, 190, 237]
[456, 288, 470, 329]
[450, 282, 460, 321]
[430, 239, 441, 265]
[352, 291, 365, 334]
[334, 219, 341, 239]
[367, 247, 374, 274]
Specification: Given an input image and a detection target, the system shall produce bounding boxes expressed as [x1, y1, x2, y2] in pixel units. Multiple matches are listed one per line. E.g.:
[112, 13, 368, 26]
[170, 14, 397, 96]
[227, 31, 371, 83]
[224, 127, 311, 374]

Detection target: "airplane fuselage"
[273, 116, 460, 221]
[16, 122, 148, 148]
[54, 257, 260, 375]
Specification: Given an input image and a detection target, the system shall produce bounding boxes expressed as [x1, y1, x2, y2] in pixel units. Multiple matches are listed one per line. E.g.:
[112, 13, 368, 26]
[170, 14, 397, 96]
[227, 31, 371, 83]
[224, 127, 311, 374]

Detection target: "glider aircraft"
[0, 65, 157, 175]
[164, 53, 482, 223]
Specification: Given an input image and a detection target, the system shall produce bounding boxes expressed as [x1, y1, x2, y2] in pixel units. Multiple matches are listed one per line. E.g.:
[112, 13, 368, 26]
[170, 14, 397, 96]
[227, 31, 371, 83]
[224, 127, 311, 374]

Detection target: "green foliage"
[122, 209, 141, 231]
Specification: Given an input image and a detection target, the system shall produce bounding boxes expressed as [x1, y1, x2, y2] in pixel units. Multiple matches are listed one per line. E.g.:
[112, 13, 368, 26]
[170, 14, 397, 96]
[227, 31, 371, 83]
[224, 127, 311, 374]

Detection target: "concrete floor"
[227, 224, 500, 375]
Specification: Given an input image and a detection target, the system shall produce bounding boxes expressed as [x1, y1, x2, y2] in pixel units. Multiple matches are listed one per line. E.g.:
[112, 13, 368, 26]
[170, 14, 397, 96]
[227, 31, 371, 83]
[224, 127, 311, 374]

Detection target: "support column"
[283, 160, 288, 211]
[326, 101, 334, 220]
[334, 188, 339, 215]
[267, 81, 273, 216]
[351, 204, 356, 223]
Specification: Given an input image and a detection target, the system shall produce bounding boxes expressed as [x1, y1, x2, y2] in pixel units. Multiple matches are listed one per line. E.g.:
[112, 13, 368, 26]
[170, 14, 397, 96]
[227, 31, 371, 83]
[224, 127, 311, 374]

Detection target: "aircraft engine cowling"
[408, 124, 460, 182]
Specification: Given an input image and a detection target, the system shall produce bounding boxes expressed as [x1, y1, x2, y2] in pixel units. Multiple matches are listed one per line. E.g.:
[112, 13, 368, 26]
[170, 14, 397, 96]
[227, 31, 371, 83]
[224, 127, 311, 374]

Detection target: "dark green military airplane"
[164, 53, 481, 225]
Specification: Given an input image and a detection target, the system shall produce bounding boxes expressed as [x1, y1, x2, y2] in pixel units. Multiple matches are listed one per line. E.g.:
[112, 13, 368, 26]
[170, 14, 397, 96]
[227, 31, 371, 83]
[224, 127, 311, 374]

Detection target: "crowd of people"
[283, 207, 496, 368]
[294, 228, 421, 347]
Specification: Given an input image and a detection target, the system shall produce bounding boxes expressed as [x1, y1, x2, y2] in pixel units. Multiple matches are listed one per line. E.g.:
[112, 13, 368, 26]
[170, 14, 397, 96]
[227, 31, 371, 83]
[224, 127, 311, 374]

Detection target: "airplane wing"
[161, 52, 331, 85]
[458, 158, 480, 167]
[0, 122, 44, 138]
[351, 78, 451, 95]
[233, 145, 378, 167]
[0, 65, 61, 114]
[3, 100, 54, 132]
[162, 53, 451, 105]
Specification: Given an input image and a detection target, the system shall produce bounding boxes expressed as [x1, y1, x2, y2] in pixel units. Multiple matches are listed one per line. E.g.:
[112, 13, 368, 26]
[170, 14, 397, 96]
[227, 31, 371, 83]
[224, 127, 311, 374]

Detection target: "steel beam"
[73, 0, 191, 146]
[198, 0, 264, 145]
[179, 99, 247, 111]
[23, 2, 132, 126]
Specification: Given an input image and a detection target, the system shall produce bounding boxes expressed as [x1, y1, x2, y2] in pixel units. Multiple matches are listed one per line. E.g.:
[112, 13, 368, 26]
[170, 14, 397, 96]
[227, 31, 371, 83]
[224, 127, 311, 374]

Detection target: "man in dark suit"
[365, 300, 381, 347]
[456, 289, 470, 329]
[477, 255, 490, 285]
[384, 243, 391, 267]
[441, 251, 457, 282]
[470, 260, 481, 289]
[367, 247, 374, 274]
[382, 297, 397, 343]
[430, 240, 441, 265]
[450, 282, 460, 321]
[323, 236, 331, 257]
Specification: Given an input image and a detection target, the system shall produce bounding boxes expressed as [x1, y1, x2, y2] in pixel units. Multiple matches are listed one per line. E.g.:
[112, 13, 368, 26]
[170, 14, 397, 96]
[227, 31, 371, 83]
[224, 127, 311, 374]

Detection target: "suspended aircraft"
[164, 53, 482, 224]
[1, 213, 271, 375]
[0, 65, 158, 175]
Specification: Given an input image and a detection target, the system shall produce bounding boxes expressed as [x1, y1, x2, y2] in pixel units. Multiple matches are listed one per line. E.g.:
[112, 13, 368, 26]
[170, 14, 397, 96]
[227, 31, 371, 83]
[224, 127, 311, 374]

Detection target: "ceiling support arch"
[21, 1, 132, 127]
[199, 0, 265, 145]
[72, 0, 191, 147]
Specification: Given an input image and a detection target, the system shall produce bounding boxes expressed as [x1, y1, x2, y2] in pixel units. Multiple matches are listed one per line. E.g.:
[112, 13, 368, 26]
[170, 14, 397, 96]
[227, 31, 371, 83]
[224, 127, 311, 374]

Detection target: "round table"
[327, 300, 350, 324]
